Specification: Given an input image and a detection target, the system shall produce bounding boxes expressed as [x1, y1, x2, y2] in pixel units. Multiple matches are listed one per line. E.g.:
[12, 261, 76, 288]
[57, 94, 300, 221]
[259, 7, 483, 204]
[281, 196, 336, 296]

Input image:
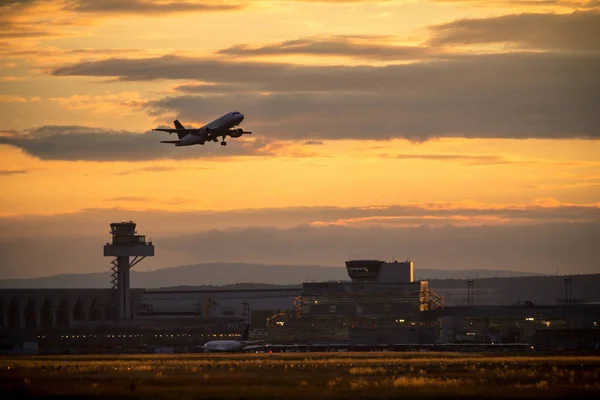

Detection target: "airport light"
[526, 317, 535, 321]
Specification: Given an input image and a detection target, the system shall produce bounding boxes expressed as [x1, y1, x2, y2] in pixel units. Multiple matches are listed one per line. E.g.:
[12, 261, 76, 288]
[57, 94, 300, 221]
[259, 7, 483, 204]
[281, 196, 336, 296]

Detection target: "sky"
[0, 0, 599, 280]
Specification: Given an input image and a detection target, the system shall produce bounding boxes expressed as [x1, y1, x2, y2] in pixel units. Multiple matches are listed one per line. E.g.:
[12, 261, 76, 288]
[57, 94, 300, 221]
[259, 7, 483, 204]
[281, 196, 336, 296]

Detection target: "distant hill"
[0, 262, 545, 289]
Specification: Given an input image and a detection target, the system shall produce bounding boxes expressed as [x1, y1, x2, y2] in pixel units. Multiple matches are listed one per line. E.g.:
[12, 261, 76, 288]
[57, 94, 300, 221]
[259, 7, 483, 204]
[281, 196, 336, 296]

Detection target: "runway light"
[526, 317, 535, 321]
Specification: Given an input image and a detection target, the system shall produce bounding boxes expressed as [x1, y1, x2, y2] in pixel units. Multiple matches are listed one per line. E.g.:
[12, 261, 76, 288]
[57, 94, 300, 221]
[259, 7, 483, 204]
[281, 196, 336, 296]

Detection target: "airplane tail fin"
[173, 120, 187, 139]
[241, 323, 250, 341]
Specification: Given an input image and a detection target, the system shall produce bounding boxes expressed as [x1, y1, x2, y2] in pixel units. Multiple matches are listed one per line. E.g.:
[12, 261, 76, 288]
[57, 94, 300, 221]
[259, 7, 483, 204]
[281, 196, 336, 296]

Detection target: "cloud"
[529, 181, 600, 189]
[49, 91, 148, 112]
[0, 168, 36, 175]
[303, 140, 324, 145]
[51, 51, 600, 140]
[159, 221, 600, 274]
[217, 35, 433, 60]
[429, 10, 600, 52]
[63, 0, 245, 15]
[1, 200, 598, 237]
[0, 0, 87, 41]
[0, 0, 245, 45]
[1, 200, 599, 278]
[0, 125, 274, 161]
[431, 0, 600, 10]
[0, 95, 41, 103]
[106, 196, 194, 205]
[2, 47, 147, 68]
[379, 153, 534, 166]
[0, 220, 598, 278]
[0, 76, 27, 82]
[433, 0, 600, 11]
[114, 165, 209, 175]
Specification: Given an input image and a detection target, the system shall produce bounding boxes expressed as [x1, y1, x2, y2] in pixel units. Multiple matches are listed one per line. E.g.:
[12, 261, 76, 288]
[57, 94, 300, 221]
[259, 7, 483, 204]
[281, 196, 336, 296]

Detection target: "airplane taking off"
[154, 111, 251, 146]
[202, 324, 264, 353]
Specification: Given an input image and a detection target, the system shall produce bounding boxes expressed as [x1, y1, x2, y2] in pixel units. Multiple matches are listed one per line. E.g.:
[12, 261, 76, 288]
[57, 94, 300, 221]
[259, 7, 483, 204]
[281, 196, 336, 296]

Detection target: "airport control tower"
[104, 221, 154, 320]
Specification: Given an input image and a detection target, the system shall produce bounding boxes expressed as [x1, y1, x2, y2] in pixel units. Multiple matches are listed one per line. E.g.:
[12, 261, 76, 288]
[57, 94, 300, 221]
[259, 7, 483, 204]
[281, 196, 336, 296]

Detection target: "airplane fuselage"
[176, 111, 244, 146]
[203, 340, 247, 352]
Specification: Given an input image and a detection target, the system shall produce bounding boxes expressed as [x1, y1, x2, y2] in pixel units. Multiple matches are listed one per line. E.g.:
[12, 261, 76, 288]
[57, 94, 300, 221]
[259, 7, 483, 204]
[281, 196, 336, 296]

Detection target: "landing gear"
[221, 141, 227, 146]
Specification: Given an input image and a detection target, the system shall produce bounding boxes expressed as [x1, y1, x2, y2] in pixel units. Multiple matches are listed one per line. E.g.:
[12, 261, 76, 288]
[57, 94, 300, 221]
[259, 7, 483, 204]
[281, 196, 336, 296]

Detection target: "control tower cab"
[104, 221, 154, 321]
[345, 259, 414, 283]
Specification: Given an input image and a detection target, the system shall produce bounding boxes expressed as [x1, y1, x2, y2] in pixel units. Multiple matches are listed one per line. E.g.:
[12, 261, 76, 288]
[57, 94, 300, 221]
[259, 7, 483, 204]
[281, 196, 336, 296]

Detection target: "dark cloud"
[158, 222, 600, 275]
[0, 1, 245, 44]
[303, 140, 324, 145]
[2, 202, 598, 238]
[0, 125, 274, 161]
[217, 36, 432, 60]
[0, 0, 39, 10]
[432, 0, 600, 9]
[0, 220, 598, 279]
[0, 168, 35, 175]
[0, 0, 58, 39]
[114, 165, 209, 175]
[0, 27, 55, 38]
[62, 0, 244, 14]
[429, 10, 600, 52]
[51, 52, 600, 140]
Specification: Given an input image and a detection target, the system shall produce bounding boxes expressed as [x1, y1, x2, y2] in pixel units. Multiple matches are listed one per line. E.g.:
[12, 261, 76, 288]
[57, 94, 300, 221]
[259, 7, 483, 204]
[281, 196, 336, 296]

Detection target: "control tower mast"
[103, 221, 154, 320]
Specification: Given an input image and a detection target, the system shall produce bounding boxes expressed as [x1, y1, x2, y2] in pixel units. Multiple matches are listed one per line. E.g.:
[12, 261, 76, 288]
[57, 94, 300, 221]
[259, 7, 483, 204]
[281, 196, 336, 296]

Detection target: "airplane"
[202, 324, 264, 353]
[154, 111, 251, 147]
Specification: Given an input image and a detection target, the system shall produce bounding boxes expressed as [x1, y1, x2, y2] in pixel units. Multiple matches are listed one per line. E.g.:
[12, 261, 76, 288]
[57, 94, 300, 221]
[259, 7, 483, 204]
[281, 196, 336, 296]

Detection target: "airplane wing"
[160, 140, 181, 144]
[154, 127, 209, 135]
[242, 345, 264, 351]
[153, 128, 195, 133]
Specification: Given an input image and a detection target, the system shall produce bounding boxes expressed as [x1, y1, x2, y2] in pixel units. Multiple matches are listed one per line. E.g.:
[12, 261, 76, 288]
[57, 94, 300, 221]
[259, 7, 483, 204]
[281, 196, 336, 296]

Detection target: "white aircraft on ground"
[202, 324, 264, 353]
[154, 111, 251, 147]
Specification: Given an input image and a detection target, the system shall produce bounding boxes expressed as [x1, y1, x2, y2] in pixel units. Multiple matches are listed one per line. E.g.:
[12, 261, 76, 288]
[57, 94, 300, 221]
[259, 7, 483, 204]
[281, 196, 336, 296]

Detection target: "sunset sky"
[1, 0, 598, 280]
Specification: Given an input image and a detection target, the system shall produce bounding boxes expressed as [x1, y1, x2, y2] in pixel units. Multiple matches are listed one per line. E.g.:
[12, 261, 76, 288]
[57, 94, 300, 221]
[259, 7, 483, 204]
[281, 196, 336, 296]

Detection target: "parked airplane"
[154, 111, 251, 146]
[202, 324, 264, 353]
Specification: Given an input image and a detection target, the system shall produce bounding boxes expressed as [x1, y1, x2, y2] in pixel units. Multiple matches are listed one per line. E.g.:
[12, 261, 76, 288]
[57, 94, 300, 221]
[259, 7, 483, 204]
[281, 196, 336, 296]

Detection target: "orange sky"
[0, 0, 599, 278]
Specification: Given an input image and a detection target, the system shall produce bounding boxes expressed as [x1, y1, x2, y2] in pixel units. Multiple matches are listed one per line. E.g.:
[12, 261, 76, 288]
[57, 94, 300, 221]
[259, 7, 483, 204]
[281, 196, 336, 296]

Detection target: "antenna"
[564, 278, 572, 304]
[466, 277, 474, 306]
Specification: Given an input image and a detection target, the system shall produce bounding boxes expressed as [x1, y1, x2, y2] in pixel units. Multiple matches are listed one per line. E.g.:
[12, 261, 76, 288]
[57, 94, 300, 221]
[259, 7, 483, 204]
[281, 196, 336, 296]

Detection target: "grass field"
[1, 352, 600, 399]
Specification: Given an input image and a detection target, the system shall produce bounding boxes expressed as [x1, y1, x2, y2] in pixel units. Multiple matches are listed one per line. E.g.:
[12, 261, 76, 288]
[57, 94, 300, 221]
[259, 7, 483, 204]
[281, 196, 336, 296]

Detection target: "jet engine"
[230, 128, 244, 138]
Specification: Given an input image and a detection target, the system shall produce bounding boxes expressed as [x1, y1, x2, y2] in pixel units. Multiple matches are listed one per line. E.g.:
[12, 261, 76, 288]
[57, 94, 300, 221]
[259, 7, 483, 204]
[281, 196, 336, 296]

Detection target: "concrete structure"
[0, 289, 145, 330]
[256, 260, 442, 344]
[535, 329, 600, 351]
[435, 304, 600, 344]
[294, 280, 436, 344]
[104, 221, 154, 320]
[346, 259, 413, 283]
